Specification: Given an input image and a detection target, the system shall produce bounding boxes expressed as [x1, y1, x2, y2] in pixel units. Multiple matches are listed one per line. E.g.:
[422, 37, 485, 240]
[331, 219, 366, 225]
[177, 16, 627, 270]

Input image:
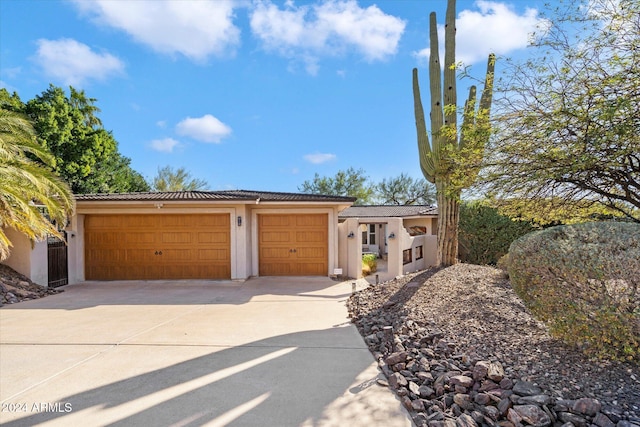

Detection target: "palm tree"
[0, 107, 75, 260]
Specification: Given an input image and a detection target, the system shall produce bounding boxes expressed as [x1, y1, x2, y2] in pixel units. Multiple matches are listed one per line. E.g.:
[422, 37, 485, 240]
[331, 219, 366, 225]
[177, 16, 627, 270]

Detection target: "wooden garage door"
[85, 214, 230, 280]
[259, 214, 328, 276]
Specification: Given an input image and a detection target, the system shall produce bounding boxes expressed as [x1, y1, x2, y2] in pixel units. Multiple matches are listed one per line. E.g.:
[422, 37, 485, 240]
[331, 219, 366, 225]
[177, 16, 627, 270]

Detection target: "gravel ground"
[347, 264, 640, 424]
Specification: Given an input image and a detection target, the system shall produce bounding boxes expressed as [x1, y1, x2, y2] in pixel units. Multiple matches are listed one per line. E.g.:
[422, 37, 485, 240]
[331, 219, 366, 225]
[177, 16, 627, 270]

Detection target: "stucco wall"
[2, 227, 48, 286]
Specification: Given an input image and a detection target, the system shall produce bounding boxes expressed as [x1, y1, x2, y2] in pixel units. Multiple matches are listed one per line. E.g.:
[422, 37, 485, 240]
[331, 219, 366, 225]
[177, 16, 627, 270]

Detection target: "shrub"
[508, 222, 640, 362]
[459, 201, 535, 265]
[362, 253, 377, 276]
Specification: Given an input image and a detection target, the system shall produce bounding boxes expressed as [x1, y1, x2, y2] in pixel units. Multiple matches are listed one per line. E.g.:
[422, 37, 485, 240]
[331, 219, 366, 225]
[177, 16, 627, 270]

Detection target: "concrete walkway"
[0, 277, 412, 427]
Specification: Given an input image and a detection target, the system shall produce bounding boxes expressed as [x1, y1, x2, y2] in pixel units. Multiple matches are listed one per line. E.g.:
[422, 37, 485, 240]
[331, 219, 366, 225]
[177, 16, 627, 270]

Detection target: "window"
[361, 224, 376, 244]
[416, 245, 423, 260]
[403, 249, 412, 265]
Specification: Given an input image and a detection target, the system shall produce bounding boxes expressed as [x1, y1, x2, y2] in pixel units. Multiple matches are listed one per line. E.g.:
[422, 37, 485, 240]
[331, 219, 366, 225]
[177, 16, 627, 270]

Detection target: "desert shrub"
[459, 201, 535, 265]
[508, 222, 640, 362]
[362, 253, 377, 276]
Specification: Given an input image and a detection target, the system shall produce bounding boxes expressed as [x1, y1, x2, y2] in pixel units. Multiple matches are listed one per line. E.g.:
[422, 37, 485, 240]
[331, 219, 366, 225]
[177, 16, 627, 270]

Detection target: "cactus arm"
[459, 85, 477, 150]
[428, 11, 444, 165]
[443, 0, 457, 132]
[413, 68, 436, 183]
[479, 53, 496, 116]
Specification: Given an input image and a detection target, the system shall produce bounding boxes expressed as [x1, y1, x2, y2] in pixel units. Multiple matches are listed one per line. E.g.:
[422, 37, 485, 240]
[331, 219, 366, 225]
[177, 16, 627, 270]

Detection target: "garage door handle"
[159, 251, 162, 255]
[155, 251, 158, 255]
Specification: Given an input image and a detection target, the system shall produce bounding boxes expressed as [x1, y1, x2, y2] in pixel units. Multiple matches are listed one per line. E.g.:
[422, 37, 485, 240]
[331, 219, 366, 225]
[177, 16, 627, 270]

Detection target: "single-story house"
[3, 191, 439, 286]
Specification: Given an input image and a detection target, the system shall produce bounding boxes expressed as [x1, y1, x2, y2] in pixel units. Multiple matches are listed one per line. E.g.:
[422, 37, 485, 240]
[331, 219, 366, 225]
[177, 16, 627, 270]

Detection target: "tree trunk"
[436, 179, 460, 266]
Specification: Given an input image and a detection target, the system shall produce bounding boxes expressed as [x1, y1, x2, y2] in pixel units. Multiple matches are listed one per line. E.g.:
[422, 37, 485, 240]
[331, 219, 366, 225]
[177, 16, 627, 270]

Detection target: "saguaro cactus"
[413, 0, 495, 267]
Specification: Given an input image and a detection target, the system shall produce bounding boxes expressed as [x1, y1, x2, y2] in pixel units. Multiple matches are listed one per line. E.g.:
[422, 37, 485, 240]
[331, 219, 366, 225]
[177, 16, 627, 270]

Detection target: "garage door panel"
[296, 215, 326, 227]
[260, 262, 294, 276]
[296, 247, 325, 258]
[126, 249, 156, 262]
[85, 214, 230, 280]
[260, 231, 291, 243]
[86, 232, 121, 245]
[125, 216, 157, 227]
[296, 231, 325, 243]
[161, 249, 194, 261]
[296, 263, 326, 275]
[86, 216, 121, 228]
[125, 232, 157, 244]
[261, 215, 292, 227]
[161, 232, 192, 244]
[194, 215, 229, 227]
[198, 249, 229, 261]
[197, 232, 228, 244]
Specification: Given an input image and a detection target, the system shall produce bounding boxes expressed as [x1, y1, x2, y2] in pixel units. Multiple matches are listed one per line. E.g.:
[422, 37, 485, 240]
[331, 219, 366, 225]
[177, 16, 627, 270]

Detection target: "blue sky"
[1, 0, 549, 193]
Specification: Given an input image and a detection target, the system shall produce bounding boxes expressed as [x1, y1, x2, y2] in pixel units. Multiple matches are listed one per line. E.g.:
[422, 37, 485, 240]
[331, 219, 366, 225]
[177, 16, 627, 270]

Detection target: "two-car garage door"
[85, 214, 231, 280]
[84, 213, 329, 280]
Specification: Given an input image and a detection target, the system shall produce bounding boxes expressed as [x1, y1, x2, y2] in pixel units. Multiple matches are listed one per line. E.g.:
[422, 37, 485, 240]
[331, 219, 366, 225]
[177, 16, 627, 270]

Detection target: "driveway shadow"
[0, 327, 404, 427]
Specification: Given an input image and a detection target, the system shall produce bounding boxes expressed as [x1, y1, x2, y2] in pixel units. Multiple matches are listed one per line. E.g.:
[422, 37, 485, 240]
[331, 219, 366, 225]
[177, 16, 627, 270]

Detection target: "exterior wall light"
[237, 216, 242, 226]
[388, 232, 396, 239]
[347, 231, 355, 238]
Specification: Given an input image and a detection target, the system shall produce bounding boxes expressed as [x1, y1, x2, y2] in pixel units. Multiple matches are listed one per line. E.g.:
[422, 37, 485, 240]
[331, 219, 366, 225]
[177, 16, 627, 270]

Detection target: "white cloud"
[413, 1, 549, 66]
[156, 120, 167, 128]
[176, 114, 232, 143]
[250, 0, 405, 73]
[33, 38, 124, 86]
[150, 138, 181, 153]
[304, 152, 336, 164]
[71, 0, 240, 62]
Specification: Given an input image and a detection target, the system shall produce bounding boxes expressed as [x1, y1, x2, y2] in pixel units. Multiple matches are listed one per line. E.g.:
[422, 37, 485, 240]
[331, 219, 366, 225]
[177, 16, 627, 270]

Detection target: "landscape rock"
[388, 372, 408, 389]
[572, 398, 602, 416]
[1, 264, 62, 305]
[346, 265, 640, 427]
[488, 362, 505, 382]
[513, 381, 543, 397]
[474, 361, 490, 380]
[558, 412, 587, 427]
[594, 413, 616, 427]
[514, 405, 551, 427]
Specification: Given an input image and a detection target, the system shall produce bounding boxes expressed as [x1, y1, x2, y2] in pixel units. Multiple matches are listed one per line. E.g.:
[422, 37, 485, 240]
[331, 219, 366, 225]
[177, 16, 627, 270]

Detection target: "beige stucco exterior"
[4, 195, 439, 286]
[338, 214, 438, 281]
[66, 199, 348, 284]
[2, 227, 48, 286]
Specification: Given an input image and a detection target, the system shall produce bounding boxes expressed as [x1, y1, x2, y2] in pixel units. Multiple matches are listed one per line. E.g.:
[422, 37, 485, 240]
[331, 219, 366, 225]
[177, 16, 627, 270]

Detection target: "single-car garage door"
[258, 214, 328, 276]
[85, 214, 230, 280]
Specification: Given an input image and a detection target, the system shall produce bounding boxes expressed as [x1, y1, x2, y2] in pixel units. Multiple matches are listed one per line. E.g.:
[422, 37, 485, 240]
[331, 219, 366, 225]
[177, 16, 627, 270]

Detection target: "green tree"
[80, 151, 149, 193]
[151, 165, 209, 191]
[413, 0, 496, 266]
[2, 85, 147, 194]
[376, 173, 435, 205]
[0, 107, 74, 260]
[483, 0, 640, 223]
[298, 167, 374, 205]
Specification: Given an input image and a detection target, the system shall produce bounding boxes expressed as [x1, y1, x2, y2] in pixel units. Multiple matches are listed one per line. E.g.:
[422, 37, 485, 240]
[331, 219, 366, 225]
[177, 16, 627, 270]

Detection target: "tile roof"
[338, 205, 438, 218]
[74, 190, 356, 203]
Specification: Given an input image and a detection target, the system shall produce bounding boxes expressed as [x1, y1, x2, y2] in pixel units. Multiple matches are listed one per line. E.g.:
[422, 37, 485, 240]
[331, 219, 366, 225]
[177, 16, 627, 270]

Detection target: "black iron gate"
[48, 233, 68, 288]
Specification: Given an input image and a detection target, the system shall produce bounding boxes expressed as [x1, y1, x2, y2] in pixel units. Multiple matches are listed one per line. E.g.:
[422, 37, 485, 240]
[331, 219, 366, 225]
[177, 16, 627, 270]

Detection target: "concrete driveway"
[0, 277, 412, 427]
